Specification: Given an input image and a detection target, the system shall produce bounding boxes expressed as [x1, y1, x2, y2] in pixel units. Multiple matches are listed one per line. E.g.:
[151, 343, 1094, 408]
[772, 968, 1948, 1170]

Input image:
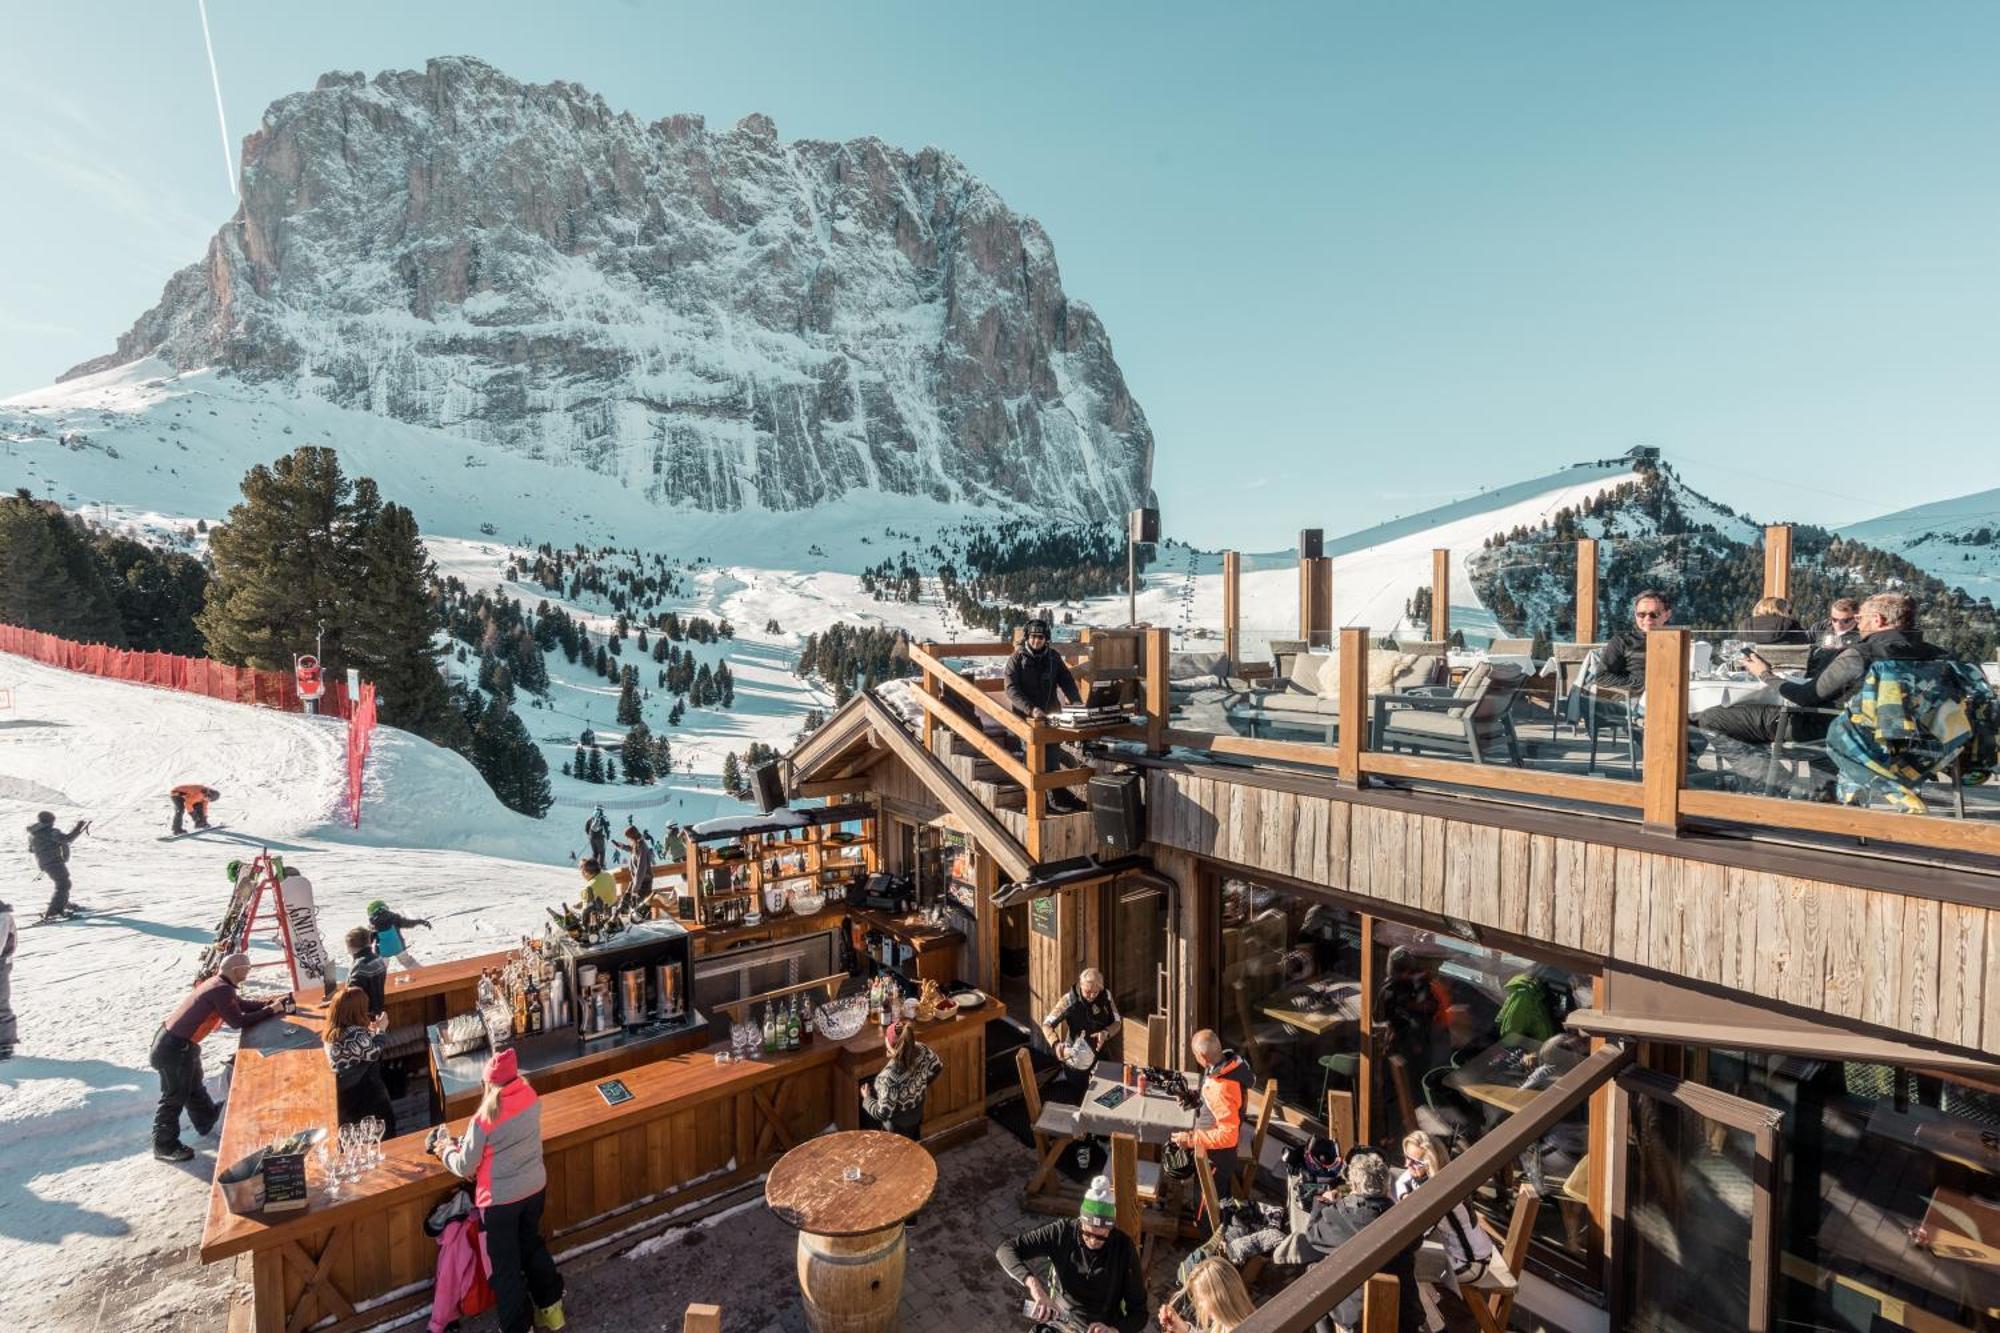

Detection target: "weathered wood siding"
[1144, 769, 2000, 1059]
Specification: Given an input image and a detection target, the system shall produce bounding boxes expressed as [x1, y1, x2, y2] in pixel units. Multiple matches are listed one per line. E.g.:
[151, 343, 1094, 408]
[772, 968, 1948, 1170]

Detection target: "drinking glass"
[317, 1141, 342, 1199]
[362, 1118, 382, 1168]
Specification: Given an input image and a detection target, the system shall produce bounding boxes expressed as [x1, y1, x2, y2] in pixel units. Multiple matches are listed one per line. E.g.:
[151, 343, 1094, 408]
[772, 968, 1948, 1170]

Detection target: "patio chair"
[1583, 683, 1640, 776]
[1455, 1183, 1541, 1333]
[1268, 639, 1307, 680]
[1489, 637, 1535, 657]
[1392, 639, 1447, 656]
[1017, 1047, 1082, 1206]
[1370, 663, 1526, 766]
[1549, 643, 1603, 740]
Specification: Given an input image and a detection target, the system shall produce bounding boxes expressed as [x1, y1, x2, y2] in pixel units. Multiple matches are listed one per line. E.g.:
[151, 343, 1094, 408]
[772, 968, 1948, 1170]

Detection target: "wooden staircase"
[929, 728, 1098, 862]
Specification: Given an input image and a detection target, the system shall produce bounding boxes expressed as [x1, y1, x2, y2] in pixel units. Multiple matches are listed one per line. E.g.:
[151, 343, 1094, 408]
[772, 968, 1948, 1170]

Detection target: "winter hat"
[366, 900, 387, 916]
[218, 951, 252, 976]
[484, 1048, 520, 1085]
[225, 859, 243, 883]
[1080, 1175, 1117, 1224]
[35, 811, 53, 825]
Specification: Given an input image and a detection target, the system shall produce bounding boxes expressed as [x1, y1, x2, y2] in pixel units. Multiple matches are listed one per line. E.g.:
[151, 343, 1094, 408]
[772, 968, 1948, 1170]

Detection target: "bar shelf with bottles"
[679, 802, 877, 930]
[424, 896, 708, 1118]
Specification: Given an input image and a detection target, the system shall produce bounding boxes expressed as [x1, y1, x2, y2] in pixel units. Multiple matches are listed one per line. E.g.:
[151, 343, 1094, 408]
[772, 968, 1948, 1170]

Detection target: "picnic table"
[1259, 979, 1361, 1037]
[1041, 1062, 1202, 1242]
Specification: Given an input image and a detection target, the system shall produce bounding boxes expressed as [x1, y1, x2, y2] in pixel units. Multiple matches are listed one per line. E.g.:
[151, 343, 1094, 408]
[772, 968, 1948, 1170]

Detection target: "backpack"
[1826, 658, 1999, 814]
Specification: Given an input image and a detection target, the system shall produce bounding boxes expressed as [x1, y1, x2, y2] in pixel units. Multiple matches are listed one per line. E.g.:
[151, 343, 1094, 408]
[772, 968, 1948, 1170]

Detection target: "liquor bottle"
[787, 999, 800, 1049]
[803, 999, 816, 1042]
[762, 1004, 775, 1053]
[526, 979, 544, 1034]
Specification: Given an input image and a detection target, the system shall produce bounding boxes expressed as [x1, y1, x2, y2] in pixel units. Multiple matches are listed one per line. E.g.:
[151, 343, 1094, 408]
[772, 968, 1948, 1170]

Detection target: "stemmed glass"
[359, 1117, 383, 1169]
[316, 1138, 342, 1199]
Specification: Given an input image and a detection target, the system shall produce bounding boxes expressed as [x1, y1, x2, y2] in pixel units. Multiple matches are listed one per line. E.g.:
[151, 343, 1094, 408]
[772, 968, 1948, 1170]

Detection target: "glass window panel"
[1621, 1100, 1758, 1332]
[1214, 877, 1362, 1116]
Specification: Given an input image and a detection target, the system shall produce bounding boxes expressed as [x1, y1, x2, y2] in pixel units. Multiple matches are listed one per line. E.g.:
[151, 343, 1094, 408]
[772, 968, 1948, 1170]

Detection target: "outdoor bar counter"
[202, 966, 1002, 1333]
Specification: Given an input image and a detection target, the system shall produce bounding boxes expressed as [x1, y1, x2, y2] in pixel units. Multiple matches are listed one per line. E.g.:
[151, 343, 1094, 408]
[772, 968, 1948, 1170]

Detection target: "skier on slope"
[170, 784, 220, 836]
[583, 806, 611, 865]
[27, 811, 89, 921]
[366, 899, 432, 970]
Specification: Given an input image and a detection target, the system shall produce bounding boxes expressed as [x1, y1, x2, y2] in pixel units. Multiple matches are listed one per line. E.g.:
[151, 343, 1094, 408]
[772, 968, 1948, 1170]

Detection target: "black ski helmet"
[1024, 617, 1052, 643]
[35, 811, 54, 825]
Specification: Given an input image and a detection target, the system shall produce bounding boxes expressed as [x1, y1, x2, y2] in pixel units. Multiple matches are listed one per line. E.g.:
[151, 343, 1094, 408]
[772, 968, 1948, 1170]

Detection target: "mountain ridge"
[61, 56, 1152, 522]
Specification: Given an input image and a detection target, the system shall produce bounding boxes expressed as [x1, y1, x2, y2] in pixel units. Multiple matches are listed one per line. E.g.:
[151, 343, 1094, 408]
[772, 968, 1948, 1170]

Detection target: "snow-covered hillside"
[1840, 488, 2000, 605]
[0, 654, 575, 1329]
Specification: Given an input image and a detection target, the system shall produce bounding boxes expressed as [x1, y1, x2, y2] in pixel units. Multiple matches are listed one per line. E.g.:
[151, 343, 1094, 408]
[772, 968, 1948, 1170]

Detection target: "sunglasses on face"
[1081, 1219, 1113, 1236]
[1831, 617, 1856, 627]
[1634, 609, 1666, 620]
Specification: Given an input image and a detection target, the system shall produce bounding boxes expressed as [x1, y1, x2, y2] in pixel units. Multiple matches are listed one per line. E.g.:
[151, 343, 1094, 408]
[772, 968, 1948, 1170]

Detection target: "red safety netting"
[0, 623, 359, 719]
[346, 682, 377, 828]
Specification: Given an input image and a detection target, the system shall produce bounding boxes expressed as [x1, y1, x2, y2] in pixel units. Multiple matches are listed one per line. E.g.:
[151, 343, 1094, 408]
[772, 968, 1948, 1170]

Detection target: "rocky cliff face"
[68, 57, 1152, 521]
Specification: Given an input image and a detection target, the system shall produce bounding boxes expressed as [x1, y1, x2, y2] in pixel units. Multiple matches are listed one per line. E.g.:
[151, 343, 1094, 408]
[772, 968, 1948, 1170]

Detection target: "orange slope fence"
[0, 623, 380, 827]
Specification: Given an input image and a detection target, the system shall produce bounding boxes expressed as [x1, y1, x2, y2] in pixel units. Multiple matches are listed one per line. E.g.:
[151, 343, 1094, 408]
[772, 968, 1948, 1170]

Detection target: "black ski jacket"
[27, 820, 83, 873]
[1003, 646, 1080, 716]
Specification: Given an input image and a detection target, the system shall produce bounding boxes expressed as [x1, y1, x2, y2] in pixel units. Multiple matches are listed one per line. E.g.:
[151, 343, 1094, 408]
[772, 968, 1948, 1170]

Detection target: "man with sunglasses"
[1592, 589, 1672, 691]
[1817, 598, 1862, 652]
[997, 1176, 1148, 1333]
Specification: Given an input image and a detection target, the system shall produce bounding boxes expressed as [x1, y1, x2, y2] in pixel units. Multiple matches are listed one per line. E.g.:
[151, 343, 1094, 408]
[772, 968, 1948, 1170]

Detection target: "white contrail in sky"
[195, 0, 237, 199]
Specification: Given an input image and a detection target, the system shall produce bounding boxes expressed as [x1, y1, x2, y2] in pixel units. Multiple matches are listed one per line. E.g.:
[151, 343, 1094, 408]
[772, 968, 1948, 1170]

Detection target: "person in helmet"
[28, 810, 89, 921]
[367, 899, 432, 969]
[1004, 618, 1086, 814]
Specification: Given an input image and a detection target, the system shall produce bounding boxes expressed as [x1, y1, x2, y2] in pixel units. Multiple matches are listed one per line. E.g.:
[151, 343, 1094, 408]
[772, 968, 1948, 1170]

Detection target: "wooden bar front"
[203, 965, 1002, 1333]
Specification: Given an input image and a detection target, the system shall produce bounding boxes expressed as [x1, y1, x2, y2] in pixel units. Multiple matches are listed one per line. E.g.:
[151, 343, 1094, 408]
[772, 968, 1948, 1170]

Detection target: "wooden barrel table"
[765, 1130, 938, 1333]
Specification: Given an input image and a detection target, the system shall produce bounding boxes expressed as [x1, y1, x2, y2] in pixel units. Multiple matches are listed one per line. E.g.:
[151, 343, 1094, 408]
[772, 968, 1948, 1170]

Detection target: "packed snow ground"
[0, 653, 602, 1329]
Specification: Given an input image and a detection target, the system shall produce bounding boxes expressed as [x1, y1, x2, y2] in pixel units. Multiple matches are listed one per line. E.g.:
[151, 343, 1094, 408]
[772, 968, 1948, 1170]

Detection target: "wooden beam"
[1338, 627, 1368, 785]
[1431, 547, 1450, 645]
[857, 695, 1035, 882]
[909, 644, 1035, 742]
[921, 670, 940, 749]
[1299, 557, 1333, 650]
[791, 778, 872, 799]
[1641, 628, 1689, 833]
[1679, 788, 2000, 858]
[1763, 524, 1793, 603]
[1162, 728, 1339, 768]
[1145, 626, 1170, 754]
[1223, 550, 1241, 666]
[1360, 751, 1644, 809]
[914, 689, 1033, 788]
[1576, 537, 1599, 644]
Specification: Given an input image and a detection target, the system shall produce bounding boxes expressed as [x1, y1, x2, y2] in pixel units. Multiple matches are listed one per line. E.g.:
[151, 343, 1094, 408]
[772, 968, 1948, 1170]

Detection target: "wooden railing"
[909, 628, 1168, 860]
[1166, 625, 2000, 863]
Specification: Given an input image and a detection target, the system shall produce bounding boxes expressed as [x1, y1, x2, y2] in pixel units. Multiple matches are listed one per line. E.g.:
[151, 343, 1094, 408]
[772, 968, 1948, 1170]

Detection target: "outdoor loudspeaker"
[1128, 507, 1160, 545]
[750, 762, 786, 814]
[1088, 772, 1145, 854]
[1300, 529, 1324, 560]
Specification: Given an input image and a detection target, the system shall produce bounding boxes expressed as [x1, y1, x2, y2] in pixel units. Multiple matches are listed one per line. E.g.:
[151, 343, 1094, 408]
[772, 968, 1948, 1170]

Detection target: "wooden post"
[1356, 912, 1376, 1145]
[1299, 557, 1332, 650]
[1360, 1274, 1400, 1331]
[1222, 550, 1241, 667]
[1576, 538, 1599, 644]
[1763, 524, 1793, 604]
[1025, 725, 1046, 864]
[684, 1303, 722, 1332]
[1144, 626, 1169, 754]
[1431, 547, 1450, 645]
[921, 667, 940, 750]
[1111, 1135, 1141, 1244]
[1641, 628, 1689, 833]
[1338, 627, 1368, 785]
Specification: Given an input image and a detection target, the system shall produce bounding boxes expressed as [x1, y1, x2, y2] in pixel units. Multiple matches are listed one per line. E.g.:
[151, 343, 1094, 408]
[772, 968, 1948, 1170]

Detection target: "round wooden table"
[765, 1130, 937, 1333]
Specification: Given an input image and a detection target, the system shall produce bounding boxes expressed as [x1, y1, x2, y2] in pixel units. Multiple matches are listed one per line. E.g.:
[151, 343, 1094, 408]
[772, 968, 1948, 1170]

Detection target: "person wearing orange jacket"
[170, 784, 219, 836]
[1169, 1029, 1254, 1188]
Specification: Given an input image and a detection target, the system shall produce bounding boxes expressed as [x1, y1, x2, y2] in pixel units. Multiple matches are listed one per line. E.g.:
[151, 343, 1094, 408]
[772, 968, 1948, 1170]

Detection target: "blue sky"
[3, 2, 1996, 547]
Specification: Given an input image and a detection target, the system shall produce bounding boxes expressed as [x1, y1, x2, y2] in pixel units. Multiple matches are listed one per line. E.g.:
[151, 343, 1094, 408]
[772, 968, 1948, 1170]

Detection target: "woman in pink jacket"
[432, 1049, 566, 1332]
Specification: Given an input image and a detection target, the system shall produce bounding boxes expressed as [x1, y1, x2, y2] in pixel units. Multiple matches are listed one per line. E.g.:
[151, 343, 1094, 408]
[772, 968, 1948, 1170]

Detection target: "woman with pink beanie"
[431, 1047, 567, 1331]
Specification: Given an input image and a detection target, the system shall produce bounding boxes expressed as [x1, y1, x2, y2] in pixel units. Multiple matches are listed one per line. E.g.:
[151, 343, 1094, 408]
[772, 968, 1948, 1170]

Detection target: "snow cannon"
[294, 654, 325, 702]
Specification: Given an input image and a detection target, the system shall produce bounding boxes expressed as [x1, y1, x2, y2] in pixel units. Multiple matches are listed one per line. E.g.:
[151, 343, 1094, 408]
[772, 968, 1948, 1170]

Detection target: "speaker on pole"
[1128, 507, 1160, 545]
[1088, 771, 1145, 854]
[750, 762, 787, 814]
[1299, 529, 1324, 560]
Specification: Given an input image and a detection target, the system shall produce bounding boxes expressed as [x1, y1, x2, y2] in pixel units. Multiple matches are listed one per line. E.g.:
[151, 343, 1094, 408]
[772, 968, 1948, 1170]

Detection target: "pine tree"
[200, 447, 378, 670]
[593, 644, 609, 676]
[636, 627, 649, 651]
[573, 744, 588, 776]
[606, 757, 619, 783]
[716, 661, 735, 708]
[651, 732, 673, 778]
[340, 501, 457, 739]
[0, 493, 127, 645]
[586, 747, 606, 783]
[621, 722, 655, 783]
[694, 662, 713, 707]
[616, 675, 642, 726]
[469, 692, 553, 817]
[668, 700, 684, 726]
[721, 751, 742, 795]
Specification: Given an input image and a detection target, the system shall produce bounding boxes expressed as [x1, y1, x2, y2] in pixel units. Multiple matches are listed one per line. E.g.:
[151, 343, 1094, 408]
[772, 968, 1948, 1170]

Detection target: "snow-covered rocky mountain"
[58, 56, 1151, 522]
[1839, 488, 2000, 606]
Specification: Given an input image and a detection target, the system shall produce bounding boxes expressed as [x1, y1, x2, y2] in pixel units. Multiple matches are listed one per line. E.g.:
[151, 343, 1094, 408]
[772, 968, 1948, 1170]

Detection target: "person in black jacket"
[997, 1176, 1148, 1333]
[324, 984, 396, 1136]
[1699, 591, 1948, 795]
[1591, 590, 1672, 691]
[1741, 596, 1810, 646]
[1004, 619, 1085, 813]
[344, 927, 389, 1017]
[27, 811, 88, 921]
[1302, 1150, 1420, 1333]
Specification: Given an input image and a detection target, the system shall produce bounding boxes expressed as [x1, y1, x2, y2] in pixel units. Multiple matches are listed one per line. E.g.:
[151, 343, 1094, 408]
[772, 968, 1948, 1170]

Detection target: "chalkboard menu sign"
[262, 1149, 310, 1212]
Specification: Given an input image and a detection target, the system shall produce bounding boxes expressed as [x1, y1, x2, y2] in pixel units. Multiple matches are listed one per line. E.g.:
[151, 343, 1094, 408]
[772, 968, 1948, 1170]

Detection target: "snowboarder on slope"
[27, 811, 88, 921]
[583, 806, 611, 865]
[170, 784, 220, 836]
[366, 900, 432, 970]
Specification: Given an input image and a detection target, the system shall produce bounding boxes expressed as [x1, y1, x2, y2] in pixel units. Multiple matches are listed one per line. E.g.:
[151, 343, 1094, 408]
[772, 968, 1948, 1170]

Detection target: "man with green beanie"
[996, 1175, 1147, 1332]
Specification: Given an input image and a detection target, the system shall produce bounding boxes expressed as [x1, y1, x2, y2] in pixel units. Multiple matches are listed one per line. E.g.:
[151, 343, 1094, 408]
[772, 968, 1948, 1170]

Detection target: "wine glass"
[362, 1117, 382, 1168]
[316, 1139, 342, 1199]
